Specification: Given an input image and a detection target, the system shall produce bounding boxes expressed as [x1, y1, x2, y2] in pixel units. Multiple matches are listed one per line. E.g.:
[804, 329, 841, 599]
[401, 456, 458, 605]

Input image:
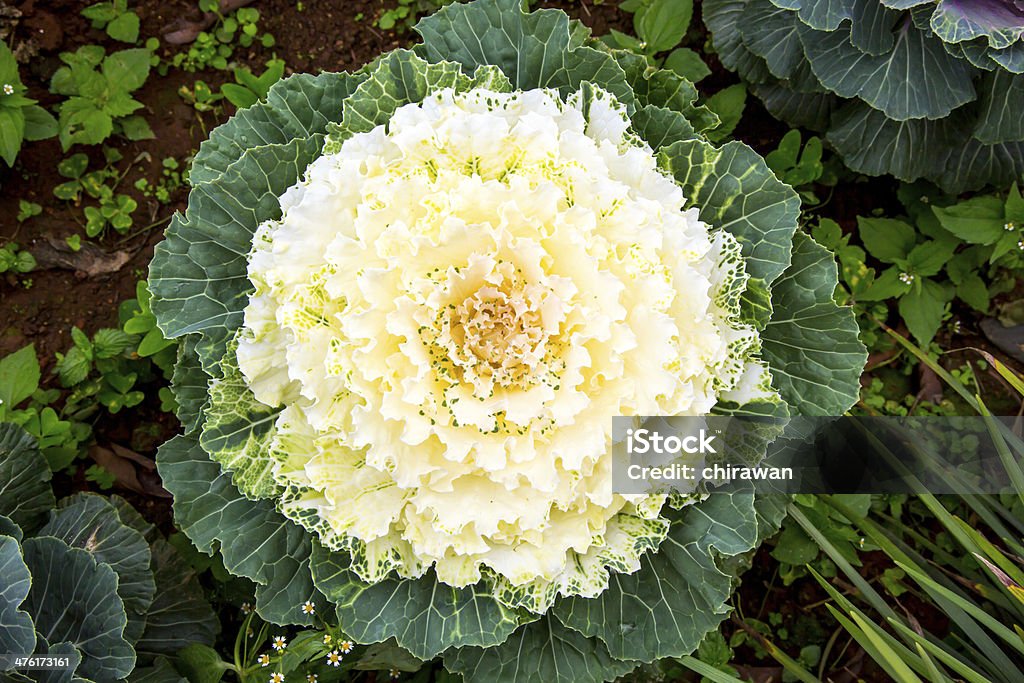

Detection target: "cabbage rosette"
[150, 0, 865, 680]
[705, 0, 1024, 192]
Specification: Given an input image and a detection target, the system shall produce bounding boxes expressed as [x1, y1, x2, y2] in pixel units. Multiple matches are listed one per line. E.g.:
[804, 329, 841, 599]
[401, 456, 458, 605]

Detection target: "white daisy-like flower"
[270, 674, 285, 683]
[307, 675, 318, 683]
[241, 601, 253, 615]
[1018, 239, 1024, 251]
[2, 84, 13, 95]
[899, 272, 915, 285]
[338, 640, 354, 655]
[239, 85, 778, 613]
[301, 600, 316, 615]
[322, 634, 332, 644]
[1005, 221, 1016, 231]
[389, 670, 400, 680]
[272, 635, 287, 651]
[325, 650, 342, 667]
[258, 654, 271, 667]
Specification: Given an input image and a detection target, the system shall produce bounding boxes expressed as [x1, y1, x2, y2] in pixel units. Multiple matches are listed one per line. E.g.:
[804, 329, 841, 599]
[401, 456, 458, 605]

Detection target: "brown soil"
[0, 0, 628, 363]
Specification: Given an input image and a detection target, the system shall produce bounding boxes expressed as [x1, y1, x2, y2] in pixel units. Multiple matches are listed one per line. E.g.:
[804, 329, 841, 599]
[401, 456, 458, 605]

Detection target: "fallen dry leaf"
[89, 444, 171, 498]
[29, 235, 133, 278]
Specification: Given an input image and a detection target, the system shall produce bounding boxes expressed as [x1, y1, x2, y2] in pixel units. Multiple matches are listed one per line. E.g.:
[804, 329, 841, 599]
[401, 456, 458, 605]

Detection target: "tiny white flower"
[269, 674, 285, 683]
[272, 635, 287, 651]
[301, 600, 315, 615]
[258, 653, 271, 667]
[1018, 239, 1024, 251]
[898, 272, 915, 285]
[322, 634, 332, 644]
[339, 640, 354, 654]
[389, 669, 400, 680]
[1005, 221, 1016, 231]
[241, 601, 253, 615]
[306, 676, 318, 683]
[2, 84, 13, 95]
[326, 650, 342, 667]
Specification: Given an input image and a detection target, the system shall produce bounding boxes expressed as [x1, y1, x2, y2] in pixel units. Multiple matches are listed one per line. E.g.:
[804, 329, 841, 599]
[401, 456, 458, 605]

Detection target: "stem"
[115, 215, 172, 244]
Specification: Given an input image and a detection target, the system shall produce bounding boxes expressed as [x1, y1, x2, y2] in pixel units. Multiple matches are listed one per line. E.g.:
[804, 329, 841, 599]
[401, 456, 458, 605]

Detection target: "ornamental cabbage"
[149, 0, 866, 680]
[704, 0, 1024, 192]
[0, 423, 218, 681]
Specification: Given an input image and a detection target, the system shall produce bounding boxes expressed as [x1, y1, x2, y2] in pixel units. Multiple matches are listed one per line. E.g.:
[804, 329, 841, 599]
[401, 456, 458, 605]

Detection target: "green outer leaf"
[658, 137, 800, 287]
[155, 434, 321, 625]
[106, 495, 219, 660]
[798, 20, 975, 120]
[0, 515, 22, 541]
[827, 102, 954, 182]
[22, 536, 135, 680]
[330, 50, 510, 143]
[169, 336, 208, 435]
[149, 135, 324, 371]
[200, 338, 281, 499]
[703, 0, 774, 84]
[987, 41, 1024, 74]
[935, 137, 1024, 194]
[0, 423, 55, 533]
[740, 0, 805, 79]
[0, 534, 35, 664]
[848, 0, 901, 56]
[414, 0, 633, 105]
[19, 635, 86, 683]
[126, 655, 188, 683]
[930, 0, 1024, 49]
[354, 639, 424, 672]
[133, 537, 219, 658]
[190, 71, 365, 186]
[974, 70, 1024, 144]
[630, 104, 696, 150]
[553, 490, 760, 661]
[761, 232, 866, 416]
[612, 49, 719, 132]
[444, 614, 639, 683]
[768, 0, 854, 31]
[752, 83, 834, 132]
[311, 543, 528, 660]
[707, 0, 1024, 190]
[39, 493, 155, 645]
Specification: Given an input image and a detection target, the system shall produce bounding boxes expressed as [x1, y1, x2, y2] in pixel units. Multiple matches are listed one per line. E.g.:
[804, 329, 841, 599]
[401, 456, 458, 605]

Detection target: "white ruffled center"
[235, 86, 776, 612]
